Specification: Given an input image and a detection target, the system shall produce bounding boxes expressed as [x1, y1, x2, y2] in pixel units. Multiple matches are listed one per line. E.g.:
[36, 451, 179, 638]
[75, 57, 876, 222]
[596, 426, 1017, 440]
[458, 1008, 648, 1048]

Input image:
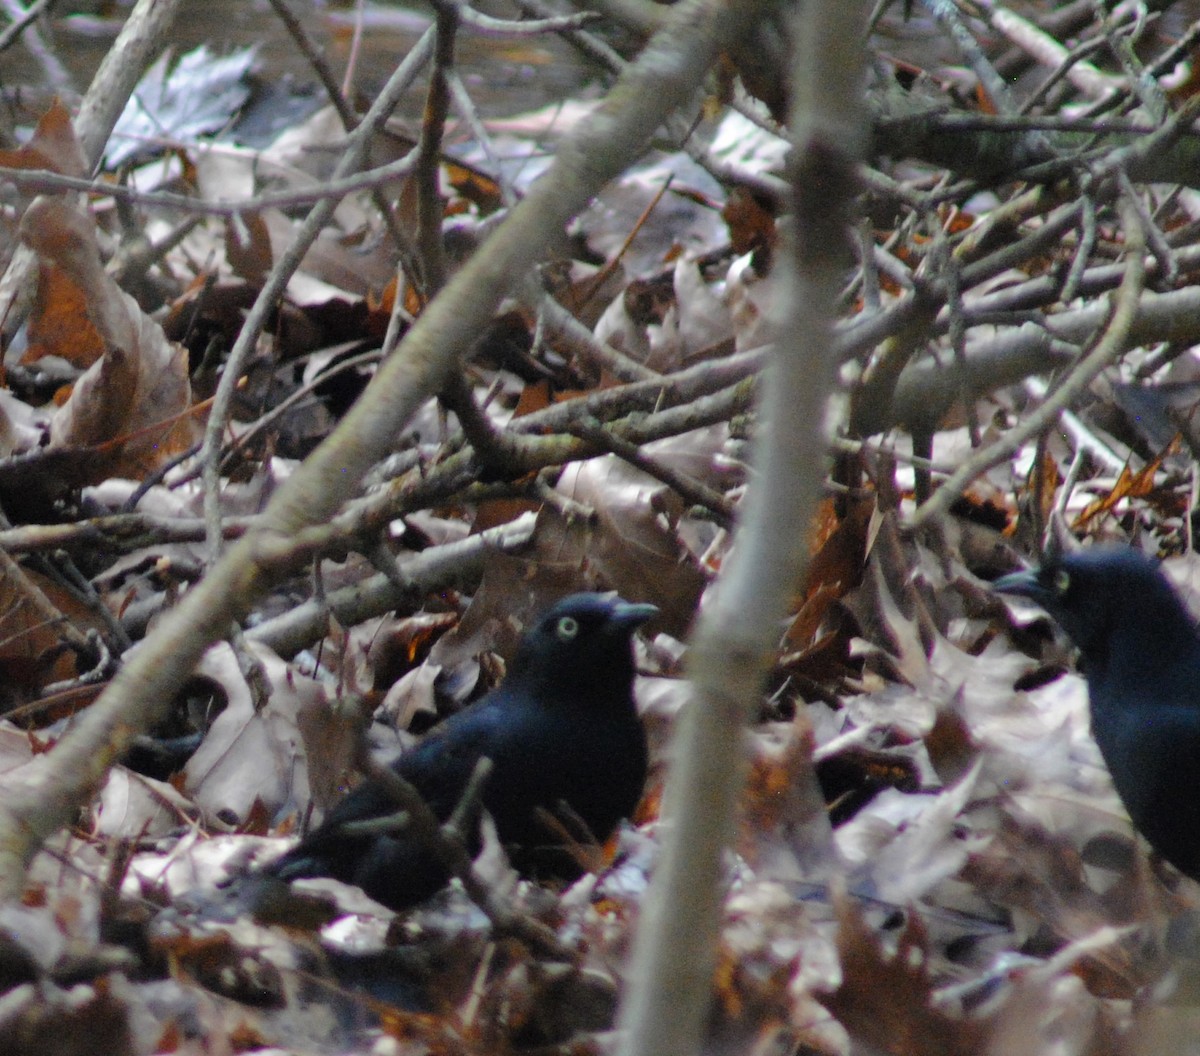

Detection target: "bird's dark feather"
[995, 547, 1200, 878]
[265, 592, 655, 909]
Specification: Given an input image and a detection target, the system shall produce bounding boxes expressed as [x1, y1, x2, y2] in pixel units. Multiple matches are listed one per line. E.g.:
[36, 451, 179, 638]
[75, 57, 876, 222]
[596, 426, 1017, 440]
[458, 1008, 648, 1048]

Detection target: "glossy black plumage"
[267, 593, 655, 909]
[995, 547, 1200, 879]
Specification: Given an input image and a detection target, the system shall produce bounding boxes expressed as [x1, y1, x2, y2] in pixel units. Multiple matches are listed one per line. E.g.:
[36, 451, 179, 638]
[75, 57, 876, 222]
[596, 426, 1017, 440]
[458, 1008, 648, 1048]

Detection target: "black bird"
[266, 593, 656, 910]
[994, 546, 1200, 880]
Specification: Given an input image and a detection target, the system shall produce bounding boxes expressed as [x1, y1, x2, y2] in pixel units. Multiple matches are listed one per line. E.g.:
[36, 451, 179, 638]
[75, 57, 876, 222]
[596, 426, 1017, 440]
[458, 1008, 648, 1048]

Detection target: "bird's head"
[993, 546, 1191, 664]
[506, 593, 658, 703]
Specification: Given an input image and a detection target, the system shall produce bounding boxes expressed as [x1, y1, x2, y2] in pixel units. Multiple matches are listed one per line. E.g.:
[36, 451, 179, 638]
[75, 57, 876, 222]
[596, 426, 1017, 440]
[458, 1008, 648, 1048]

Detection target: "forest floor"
[3, 1, 1200, 1053]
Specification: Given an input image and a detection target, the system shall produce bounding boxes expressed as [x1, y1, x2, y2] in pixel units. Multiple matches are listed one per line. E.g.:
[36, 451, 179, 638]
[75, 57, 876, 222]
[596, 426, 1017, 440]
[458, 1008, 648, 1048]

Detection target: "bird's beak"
[992, 569, 1046, 602]
[612, 601, 659, 629]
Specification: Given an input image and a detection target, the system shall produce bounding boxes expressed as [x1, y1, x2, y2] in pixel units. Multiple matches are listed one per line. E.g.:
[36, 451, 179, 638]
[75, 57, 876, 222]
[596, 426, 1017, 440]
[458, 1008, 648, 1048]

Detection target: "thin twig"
[413, 2, 458, 297]
[0, 0, 56, 55]
[357, 752, 575, 960]
[907, 191, 1148, 531]
[265, 0, 357, 128]
[199, 28, 436, 562]
[566, 415, 735, 527]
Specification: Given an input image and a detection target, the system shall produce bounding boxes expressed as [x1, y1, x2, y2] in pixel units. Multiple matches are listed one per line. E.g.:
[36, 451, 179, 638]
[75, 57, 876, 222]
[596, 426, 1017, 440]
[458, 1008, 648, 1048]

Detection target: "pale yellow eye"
[1053, 569, 1070, 595]
[556, 616, 579, 641]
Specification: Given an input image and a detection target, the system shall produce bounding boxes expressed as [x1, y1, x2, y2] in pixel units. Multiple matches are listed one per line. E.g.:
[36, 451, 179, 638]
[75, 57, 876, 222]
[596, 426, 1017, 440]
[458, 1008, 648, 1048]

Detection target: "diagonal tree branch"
[0, 0, 782, 899]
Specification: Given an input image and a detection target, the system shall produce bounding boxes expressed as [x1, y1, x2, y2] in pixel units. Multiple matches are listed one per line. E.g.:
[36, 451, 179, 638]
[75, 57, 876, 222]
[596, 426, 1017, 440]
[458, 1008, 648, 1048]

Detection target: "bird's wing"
[1095, 704, 1200, 874]
[292, 691, 525, 851]
[270, 701, 511, 876]
[388, 696, 519, 819]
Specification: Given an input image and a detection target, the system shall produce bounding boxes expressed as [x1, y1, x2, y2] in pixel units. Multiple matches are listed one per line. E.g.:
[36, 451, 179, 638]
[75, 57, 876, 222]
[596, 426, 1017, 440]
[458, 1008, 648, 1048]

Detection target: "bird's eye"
[1053, 569, 1071, 595]
[556, 616, 579, 641]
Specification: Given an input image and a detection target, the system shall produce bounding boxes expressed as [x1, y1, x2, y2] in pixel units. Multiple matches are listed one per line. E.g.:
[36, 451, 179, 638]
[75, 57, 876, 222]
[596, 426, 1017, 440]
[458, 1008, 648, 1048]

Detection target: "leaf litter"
[4, 4, 1200, 1053]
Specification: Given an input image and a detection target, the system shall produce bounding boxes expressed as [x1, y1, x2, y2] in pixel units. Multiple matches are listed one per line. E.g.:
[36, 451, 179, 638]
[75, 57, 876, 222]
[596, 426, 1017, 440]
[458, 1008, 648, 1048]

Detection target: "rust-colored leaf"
[23, 262, 107, 367]
[20, 196, 137, 359]
[821, 896, 987, 1056]
[50, 330, 195, 480]
[223, 211, 273, 286]
[722, 186, 777, 256]
[20, 198, 196, 479]
[1073, 435, 1180, 528]
[0, 100, 86, 179]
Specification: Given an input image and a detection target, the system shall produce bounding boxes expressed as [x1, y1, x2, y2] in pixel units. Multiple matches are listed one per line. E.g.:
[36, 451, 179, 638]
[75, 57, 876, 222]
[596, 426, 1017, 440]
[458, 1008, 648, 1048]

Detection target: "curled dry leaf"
[0, 100, 87, 182]
[183, 643, 330, 828]
[21, 198, 138, 358]
[51, 333, 193, 481]
[821, 895, 987, 1056]
[552, 428, 732, 635]
[93, 767, 195, 840]
[19, 197, 196, 480]
[23, 263, 109, 369]
[834, 764, 987, 907]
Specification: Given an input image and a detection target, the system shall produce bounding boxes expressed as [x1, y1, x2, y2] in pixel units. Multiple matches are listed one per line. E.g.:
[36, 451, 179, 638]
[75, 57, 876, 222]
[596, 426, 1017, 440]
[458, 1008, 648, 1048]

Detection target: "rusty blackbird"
[995, 546, 1200, 880]
[266, 592, 656, 909]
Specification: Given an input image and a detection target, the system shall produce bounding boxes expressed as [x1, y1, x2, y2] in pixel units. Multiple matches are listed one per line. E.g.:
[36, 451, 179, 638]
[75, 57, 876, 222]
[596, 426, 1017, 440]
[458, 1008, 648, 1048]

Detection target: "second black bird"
[995, 546, 1200, 880]
[266, 592, 656, 910]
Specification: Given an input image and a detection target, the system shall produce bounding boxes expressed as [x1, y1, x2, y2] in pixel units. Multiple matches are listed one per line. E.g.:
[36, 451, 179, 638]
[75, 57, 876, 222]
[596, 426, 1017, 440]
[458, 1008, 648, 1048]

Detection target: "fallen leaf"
[20, 198, 196, 480]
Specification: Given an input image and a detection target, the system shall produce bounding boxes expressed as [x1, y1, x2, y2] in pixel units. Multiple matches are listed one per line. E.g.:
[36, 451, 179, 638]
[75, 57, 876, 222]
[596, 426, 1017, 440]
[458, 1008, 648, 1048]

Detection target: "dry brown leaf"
[0, 563, 108, 704]
[0, 100, 87, 180]
[23, 262, 108, 368]
[1073, 436, 1179, 529]
[551, 429, 729, 634]
[21, 198, 137, 355]
[19, 198, 196, 480]
[93, 767, 195, 840]
[861, 548, 932, 686]
[0, 976, 134, 1056]
[739, 718, 834, 879]
[223, 211, 273, 286]
[183, 643, 328, 827]
[722, 185, 777, 256]
[822, 894, 988, 1056]
[714, 880, 840, 1054]
[426, 549, 583, 676]
[50, 329, 194, 479]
